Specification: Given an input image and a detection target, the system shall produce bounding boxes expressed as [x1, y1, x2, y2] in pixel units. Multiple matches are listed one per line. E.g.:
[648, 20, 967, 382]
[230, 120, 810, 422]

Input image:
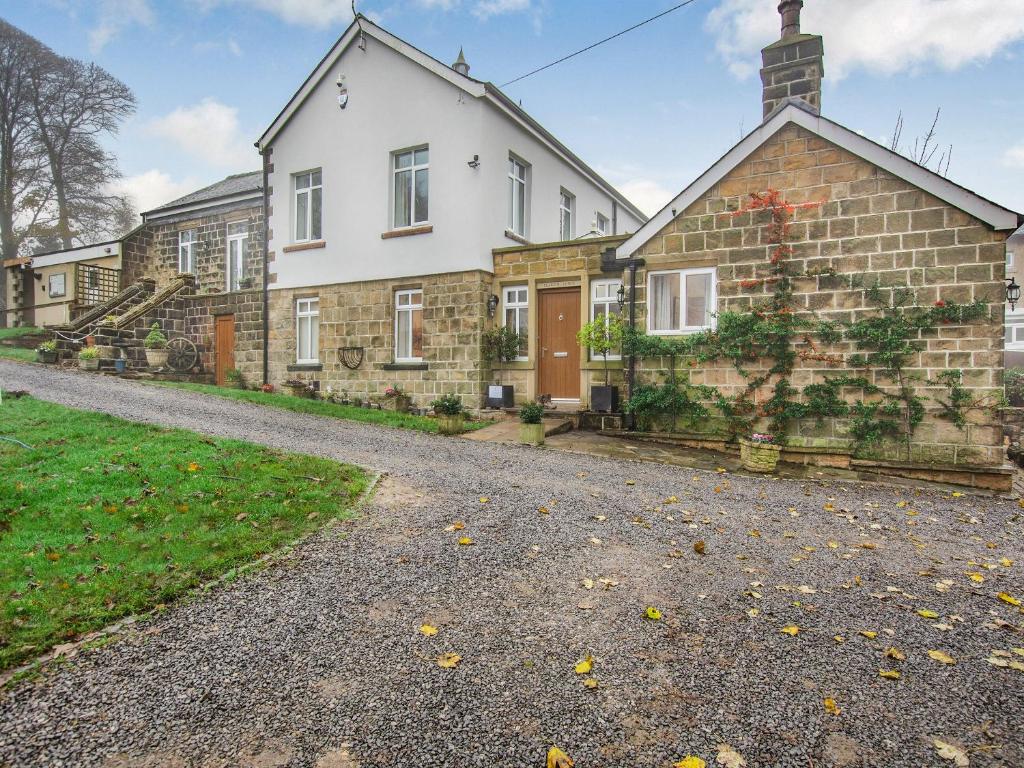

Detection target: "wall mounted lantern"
[487, 293, 499, 317]
[1007, 277, 1021, 311]
[616, 283, 626, 311]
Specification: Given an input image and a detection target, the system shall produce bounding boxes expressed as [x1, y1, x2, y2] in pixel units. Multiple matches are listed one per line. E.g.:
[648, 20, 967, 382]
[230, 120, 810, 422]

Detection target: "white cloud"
[472, 0, 530, 20]
[706, 0, 1024, 81]
[89, 0, 154, 54]
[194, 0, 352, 28]
[416, 0, 460, 9]
[618, 178, 675, 218]
[112, 170, 200, 214]
[147, 98, 255, 170]
[1005, 142, 1024, 169]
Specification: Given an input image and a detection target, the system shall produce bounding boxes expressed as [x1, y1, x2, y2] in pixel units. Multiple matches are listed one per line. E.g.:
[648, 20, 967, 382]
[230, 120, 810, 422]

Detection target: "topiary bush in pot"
[519, 401, 546, 445]
[431, 393, 465, 435]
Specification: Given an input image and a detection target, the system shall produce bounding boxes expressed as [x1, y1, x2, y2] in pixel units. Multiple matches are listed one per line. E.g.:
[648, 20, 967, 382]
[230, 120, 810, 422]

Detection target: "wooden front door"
[538, 289, 581, 400]
[214, 314, 235, 386]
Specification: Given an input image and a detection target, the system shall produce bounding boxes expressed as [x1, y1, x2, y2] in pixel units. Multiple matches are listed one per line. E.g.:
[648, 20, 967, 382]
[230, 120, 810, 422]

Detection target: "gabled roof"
[256, 15, 646, 224]
[617, 101, 1023, 259]
[143, 171, 263, 219]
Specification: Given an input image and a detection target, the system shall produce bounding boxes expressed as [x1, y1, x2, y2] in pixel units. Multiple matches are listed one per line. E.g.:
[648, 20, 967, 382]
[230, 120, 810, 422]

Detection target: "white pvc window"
[591, 279, 623, 359]
[393, 147, 429, 228]
[178, 230, 195, 274]
[503, 285, 529, 360]
[595, 212, 610, 235]
[508, 156, 527, 237]
[1008, 323, 1024, 349]
[647, 268, 716, 334]
[559, 190, 574, 241]
[395, 289, 423, 362]
[294, 170, 322, 242]
[226, 221, 247, 292]
[296, 298, 319, 363]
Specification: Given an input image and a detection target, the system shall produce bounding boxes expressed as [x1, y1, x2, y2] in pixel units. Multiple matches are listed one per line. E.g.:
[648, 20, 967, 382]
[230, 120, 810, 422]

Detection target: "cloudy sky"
[9, 0, 1024, 218]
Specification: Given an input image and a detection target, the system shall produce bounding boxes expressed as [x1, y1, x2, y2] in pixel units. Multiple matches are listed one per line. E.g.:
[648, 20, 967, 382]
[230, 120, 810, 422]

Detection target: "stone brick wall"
[267, 270, 491, 409]
[186, 290, 264, 385]
[121, 201, 264, 296]
[631, 123, 1007, 471]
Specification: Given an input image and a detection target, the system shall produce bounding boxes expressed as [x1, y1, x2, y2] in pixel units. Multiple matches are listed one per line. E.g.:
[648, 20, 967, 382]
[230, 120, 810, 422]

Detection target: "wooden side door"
[214, 314, 235, 386]
[537, 289, 581, 400]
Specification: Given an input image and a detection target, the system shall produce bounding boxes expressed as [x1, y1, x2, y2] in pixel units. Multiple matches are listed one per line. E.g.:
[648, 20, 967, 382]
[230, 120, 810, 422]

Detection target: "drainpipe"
[260, 148, 270, 387]
[626, 257, 642, 407]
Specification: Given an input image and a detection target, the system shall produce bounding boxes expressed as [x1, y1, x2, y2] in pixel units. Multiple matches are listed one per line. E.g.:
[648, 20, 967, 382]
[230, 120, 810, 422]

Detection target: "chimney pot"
[779, 0, 803, 38]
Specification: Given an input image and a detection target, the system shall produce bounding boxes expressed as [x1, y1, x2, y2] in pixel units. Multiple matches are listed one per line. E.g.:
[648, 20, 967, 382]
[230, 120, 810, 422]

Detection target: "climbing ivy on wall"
[623, 189, 994, 455]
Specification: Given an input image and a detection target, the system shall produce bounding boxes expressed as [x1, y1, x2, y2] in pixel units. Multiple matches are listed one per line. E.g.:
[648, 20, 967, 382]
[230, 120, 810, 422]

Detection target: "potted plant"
[577, 314, 624, 413]
[260, 383, 275, 394]
[36, 340, 58, 364]
[225, 368, 245, 389]
[519, 401, 546, 445]
[739, 432, 782, 473]
[384, 384, 411, 413]
[482, 326, 523, 408]
[78, 346, 100, 371]
[144, 323, 169, 369]
[431, 393, 465, 435]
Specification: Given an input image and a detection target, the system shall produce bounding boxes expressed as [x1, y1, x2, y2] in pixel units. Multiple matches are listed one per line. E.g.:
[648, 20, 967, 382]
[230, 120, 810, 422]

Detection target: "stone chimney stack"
[760, 0, 824, 120]
[452, 48, 470, 77]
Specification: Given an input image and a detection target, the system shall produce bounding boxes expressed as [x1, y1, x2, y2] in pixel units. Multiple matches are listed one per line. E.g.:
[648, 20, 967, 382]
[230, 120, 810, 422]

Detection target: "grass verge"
[149, 380, 492, 433]
[0, 326, 43, 363]
[0, 395, 367, 671]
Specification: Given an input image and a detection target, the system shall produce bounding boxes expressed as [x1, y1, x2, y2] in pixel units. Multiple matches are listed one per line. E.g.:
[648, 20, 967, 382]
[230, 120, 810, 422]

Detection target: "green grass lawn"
[0, 396, 368, 671]
[0, 326, 43, 362]
[150, 380, 493, 434]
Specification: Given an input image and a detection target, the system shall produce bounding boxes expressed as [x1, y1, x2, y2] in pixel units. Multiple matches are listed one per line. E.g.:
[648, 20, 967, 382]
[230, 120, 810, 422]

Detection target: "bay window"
[296, 298, 319, 364]
[647, 268, 716, 334]
[395, 289, 423, 362]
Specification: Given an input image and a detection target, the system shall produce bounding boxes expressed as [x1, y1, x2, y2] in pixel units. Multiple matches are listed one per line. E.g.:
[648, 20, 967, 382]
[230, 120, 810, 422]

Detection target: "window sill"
[283, 240, 326, 253]
[382, 362, 428, 371]
[504, 229, 530, 245]
[491, 360, 532, 370]
[381, 225, 433, 240]
[287, 363, 323, 372]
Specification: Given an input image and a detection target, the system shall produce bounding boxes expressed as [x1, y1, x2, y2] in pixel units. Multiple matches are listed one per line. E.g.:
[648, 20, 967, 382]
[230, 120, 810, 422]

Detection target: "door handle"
[541, 346, 547, 358]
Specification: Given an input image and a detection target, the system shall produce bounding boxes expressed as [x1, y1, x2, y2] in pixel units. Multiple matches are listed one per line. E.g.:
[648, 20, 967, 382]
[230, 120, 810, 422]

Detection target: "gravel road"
[1, 360, 1023, 768]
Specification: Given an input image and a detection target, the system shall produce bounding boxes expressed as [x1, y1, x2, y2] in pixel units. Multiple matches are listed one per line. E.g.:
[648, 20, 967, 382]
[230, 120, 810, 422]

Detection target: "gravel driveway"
[1, 360, 1023, 768]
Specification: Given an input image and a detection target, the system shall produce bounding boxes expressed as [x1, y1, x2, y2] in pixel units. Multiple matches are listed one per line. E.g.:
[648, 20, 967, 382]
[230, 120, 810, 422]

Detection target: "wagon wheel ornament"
[166, 337, 199, 372]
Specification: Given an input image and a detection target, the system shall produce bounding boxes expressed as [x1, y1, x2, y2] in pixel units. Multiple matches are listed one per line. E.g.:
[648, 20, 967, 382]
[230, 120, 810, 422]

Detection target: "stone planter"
[391, 395, 411, 413]
[437, 413, 465, 436]
[36, 350, 58, 364]
[739, 438, 782, 473]
[519, 422, 545, 445]
[590, 385, 619, 414]
[145, 348, 169, 369]
[79, 358, 100, 371]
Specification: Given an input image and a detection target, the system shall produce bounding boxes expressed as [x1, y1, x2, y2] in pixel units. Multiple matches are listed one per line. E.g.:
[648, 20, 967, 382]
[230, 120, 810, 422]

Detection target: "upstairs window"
[508, 156, 528, 237]
[393, 147, 429, 228]
[395, 289, 423, 362]
[503, 285, 529, 359]
[595, 212, 610, 235]
[294, 170, 322, 242]
[296, 297, 319, 363]
[178, 230, 195, 274]
[226, 221, 247, 292]
[559, 190, 575, 241]
[647, 268, 716, 335]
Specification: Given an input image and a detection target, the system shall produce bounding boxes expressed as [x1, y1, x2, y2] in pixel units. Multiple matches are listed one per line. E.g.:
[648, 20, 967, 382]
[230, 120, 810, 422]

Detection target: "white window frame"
[294, 170, 322, 243]
[503, 285, 529, 361]
[591, 279, 623, 360]
[646, 267, 717, 336]
[559, 189, 575, 241]
[508, 156, 528, 237]
[394, 289, 424, 363]
[226, 221, 247, 292]
[392, 146, 429, 229]
[1008, 250, 1015, 272]
[595, 212, 610, 235]
[295, 297, 319, 364]
[178, 230, 195, 274]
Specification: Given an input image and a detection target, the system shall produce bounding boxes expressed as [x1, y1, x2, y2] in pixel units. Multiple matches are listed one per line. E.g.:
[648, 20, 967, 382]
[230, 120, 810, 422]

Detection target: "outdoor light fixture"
[336, 74, 348, 109]
[616, 283, 626, 310]
[468, 154, 480, 169]
[487, 293, 499, 317]
[1007, 277, 1021, 311]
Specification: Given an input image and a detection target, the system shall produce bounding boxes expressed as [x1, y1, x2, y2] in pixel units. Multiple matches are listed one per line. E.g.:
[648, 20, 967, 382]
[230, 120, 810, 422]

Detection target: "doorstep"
[461, 416, 573, 443]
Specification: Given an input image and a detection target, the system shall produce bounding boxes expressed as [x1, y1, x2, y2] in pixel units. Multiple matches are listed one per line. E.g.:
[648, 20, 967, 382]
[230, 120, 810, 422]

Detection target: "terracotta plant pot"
[145, 348, 169, 369]
[437, 413, 465, 436]
[739, 438, 782, 473]
[519, 422, 545, 445]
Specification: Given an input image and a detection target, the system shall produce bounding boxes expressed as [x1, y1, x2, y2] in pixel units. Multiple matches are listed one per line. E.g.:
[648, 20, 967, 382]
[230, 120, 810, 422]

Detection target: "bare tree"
[890, 108, 953, 177]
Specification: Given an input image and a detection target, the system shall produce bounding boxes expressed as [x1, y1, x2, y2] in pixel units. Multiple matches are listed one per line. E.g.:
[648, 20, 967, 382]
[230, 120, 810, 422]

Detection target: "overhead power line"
[499, 0, 702, 88]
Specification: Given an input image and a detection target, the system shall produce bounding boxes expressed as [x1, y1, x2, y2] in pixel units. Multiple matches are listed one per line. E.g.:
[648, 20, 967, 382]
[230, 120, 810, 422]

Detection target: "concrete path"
[1, 360, 1023, 768]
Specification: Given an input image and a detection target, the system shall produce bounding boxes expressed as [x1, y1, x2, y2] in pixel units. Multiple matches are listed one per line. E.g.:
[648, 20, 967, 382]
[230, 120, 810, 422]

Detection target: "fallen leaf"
[860, 631, 878, 639]
[538, 507, 549, 515]
[419, 624, 438, 636]
[884, 647, 906, 661]
[694, 540, 706, 555]
[928, 650, 956, 665]
[574, 654, 593, 675]
[582, 677, 599, 689]
[933, 739, 969, 767]
[437, 652, 461, 668]
[997, 592, 1021, 607]
[879, 669, 901, 680]
[479, 497, 489, 503]
[674, 758, 706, 768]
[457, 537, 473, 546]
[444, 521, 465, 532]
[644, 606, 663, 621]
[781, 625, 800, 636]
[625, 480, 636, 486]
[187, 462, 200, 472]
[965, 572, 985, 584]
[917, 609, 940, 619]
[823, 697, 841, 715]
[547, 746, 574, 768]
[582, 578, 594, 590]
